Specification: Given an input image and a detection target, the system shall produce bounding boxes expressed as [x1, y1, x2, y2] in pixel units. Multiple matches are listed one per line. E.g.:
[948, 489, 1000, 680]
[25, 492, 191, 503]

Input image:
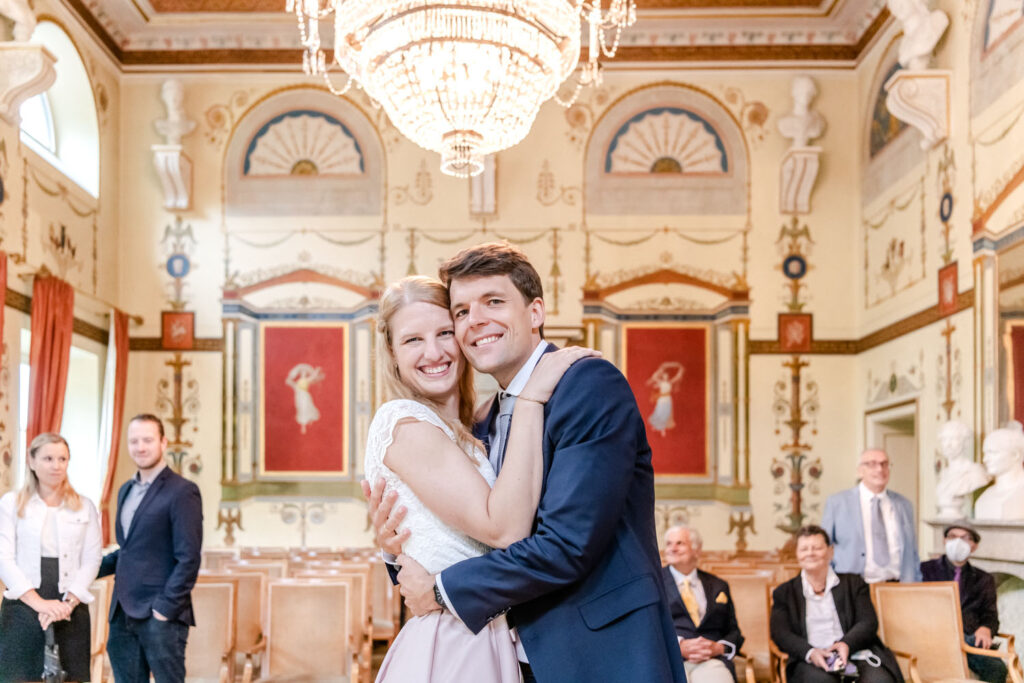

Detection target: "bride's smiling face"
[391, 301, 464, 401]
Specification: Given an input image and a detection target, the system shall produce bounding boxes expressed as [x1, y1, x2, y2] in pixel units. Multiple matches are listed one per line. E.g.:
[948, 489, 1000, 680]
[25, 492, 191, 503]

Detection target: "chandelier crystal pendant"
[286, 1, 636, 177]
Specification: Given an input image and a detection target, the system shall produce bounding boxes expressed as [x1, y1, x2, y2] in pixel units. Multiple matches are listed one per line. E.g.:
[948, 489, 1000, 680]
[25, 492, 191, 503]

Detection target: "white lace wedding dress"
[365, 399, 521, 683]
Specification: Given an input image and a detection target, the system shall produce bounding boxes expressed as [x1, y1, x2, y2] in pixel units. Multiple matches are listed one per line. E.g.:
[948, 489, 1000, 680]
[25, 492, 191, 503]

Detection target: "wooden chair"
[293, 563, 373, 683]
[185, 581, 236, 683]
[765, 583, 795, 683]
[871, 581, 1022, 683]
[255, 578, 357, 682]
[87, 576, 114, 683]
[240, 546, 290, 561]
[369, 558, 401, 647]
[716, 570, 774, 683]
[199, 571, 267, 683]
[223, 559, 289, 579]
[202, 548, 239, 571]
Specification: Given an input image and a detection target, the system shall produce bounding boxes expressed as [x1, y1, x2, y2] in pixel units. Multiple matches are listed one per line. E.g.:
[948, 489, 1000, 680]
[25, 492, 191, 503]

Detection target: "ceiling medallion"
[286, 1, 635, 177]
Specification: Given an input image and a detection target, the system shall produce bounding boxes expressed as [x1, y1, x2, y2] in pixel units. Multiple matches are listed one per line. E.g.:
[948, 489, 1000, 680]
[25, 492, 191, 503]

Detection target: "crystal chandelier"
[286, 1, 635, 177]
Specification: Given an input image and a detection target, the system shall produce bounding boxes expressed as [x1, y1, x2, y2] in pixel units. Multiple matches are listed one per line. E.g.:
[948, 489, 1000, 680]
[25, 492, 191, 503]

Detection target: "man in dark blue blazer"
[98, 414, 203, 683]
[372, 243, 686, 683]
[662, 525, 744, 683]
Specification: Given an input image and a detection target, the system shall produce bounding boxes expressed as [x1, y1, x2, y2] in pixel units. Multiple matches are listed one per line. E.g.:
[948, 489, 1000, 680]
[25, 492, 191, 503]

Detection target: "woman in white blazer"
[0, 432, 102, 682]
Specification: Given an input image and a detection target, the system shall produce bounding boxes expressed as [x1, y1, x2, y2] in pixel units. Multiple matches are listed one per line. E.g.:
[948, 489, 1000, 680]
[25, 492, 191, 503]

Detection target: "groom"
[366, 243, 686, 683]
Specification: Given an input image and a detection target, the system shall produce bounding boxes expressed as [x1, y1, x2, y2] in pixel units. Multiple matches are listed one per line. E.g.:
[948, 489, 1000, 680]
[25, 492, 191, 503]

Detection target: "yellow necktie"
[679, 577, 701, 624]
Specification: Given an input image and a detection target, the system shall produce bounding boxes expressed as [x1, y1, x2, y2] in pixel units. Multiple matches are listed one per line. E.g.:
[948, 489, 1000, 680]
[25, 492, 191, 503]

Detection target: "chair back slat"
[185, 581, 236, 681]
[265, 579, 353, 678]
[870, 581, 970, 680]
[199, 571, 265, 654]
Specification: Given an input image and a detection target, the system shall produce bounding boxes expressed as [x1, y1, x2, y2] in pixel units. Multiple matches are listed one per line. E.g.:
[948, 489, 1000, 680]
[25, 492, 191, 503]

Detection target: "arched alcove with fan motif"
[584, 83, 747, 217]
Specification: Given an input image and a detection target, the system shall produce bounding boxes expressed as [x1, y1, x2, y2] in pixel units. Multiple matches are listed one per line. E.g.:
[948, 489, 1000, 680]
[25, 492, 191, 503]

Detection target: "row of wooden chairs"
[83, 548, 398, 683]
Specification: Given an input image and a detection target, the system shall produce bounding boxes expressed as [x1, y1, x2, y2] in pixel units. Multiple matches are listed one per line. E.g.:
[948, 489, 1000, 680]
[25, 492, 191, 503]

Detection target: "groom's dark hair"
[439, 242, 545, 336]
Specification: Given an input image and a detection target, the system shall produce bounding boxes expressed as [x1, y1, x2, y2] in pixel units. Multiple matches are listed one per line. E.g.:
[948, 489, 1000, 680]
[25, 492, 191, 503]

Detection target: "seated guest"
[662, 524, 745, 683]
[921, 522, 1007, 683]
[770, 525, 904, 683]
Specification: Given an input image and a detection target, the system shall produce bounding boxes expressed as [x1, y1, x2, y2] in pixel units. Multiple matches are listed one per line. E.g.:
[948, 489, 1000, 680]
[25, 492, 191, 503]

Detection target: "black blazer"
[921, 557, 999, 635]
[662, 566, 745, 678]
[98, 466, 203, 626]
[770, 573, 903, 682]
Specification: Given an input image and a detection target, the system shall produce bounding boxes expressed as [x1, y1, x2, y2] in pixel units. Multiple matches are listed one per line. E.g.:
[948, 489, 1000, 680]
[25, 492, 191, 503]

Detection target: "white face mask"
[945, 537, 972, 564]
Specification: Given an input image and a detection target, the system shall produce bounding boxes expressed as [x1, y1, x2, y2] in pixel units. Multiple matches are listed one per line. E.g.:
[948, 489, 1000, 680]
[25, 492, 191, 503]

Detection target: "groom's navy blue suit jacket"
[443, 344, 686, 683]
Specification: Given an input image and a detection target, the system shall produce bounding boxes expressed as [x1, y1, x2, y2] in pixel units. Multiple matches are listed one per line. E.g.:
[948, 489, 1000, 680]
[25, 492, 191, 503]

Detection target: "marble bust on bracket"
[934, 420, 990, 519]
[974, 422, 1024, 520]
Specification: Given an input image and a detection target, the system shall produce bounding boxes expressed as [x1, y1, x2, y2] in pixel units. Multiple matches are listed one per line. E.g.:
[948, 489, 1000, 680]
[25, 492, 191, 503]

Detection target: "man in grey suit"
[821, 449, 921, 583]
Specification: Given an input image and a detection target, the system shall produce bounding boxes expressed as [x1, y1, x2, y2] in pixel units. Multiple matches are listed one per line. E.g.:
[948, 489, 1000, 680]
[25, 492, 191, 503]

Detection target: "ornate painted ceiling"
[63, 0, 890, 69]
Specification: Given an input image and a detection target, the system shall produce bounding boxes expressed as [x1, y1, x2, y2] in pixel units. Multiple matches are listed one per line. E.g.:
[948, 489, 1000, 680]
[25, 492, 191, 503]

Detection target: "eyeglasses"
[859, 461, 890, 470]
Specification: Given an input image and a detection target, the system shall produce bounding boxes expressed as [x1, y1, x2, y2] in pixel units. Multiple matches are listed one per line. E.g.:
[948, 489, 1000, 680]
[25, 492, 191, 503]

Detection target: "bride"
[364, 276, 595, 682]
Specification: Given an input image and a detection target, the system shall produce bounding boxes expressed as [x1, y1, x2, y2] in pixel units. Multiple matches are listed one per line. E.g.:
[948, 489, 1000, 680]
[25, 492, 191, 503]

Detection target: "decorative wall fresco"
[864, 177, 927, 308]
[203, 89, 253, 148]
[242, 110, 364, 177]
[622, 324, 709, 477]
[865, 353, 925, 407]
[585, 83, 749, 217]
[937, 319, 963, 421]
[157, 353, 203, 478]
[223, 89, 382, 218]
[869, 63, 907, 159]
[260, 323, 348, 476]
[771, 356, 822, 544]
[604, 107, 728, 174]
[722, 86, 769, 147]
[161, 216, 196, 311]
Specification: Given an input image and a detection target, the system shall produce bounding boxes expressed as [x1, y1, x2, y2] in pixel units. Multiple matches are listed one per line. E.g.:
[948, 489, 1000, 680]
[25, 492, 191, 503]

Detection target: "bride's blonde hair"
[377, 276, 478, 450]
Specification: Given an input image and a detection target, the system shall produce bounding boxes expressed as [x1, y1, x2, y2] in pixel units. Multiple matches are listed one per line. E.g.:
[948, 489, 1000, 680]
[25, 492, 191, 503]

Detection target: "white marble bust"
[935, 420, 990, 518]
[154, 79, 196, 146]
[887, 0, 950, 70]
[777, 75, 826, 149]
[975, 422, 1024, 520]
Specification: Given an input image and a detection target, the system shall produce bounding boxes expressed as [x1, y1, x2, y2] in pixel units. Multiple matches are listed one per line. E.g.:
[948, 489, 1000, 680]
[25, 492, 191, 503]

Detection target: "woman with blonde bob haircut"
[367, 275, 596, 682]
[0, 433, 102, 682]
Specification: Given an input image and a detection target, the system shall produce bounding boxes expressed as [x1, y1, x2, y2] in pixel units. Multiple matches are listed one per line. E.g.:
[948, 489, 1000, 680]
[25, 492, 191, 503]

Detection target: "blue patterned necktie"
[871, 495, 891, 567]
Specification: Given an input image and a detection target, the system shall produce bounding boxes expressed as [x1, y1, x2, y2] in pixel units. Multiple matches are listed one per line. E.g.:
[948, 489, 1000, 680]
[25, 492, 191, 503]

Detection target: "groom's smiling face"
[449, 274, 544, 388]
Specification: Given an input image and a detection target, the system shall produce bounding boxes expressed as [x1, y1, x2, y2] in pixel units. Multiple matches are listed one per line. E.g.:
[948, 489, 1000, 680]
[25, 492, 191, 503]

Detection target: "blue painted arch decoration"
[243, 109, 365, 176]
[604, 107, 729, 175]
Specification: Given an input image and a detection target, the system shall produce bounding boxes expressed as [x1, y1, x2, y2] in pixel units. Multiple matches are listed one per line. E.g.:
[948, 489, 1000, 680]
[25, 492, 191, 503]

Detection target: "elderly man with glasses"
[821, 449, 921, 583]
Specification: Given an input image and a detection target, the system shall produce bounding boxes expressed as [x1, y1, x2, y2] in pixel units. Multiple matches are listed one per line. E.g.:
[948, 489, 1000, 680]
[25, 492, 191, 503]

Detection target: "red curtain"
[100, 310, 129, 545]
[1014, 328, 1024, 426]
[26, 276, 75, 448]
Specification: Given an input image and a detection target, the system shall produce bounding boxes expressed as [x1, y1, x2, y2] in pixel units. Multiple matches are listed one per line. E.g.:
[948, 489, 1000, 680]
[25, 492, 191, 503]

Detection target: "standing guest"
[0, 433, 102, 682]
[921, 522, 1008, 683]
[770, 525, 903, 683]
[821, 449, 921, 583]
[98, 414, 202, 683]
[662, 524, 745, 683]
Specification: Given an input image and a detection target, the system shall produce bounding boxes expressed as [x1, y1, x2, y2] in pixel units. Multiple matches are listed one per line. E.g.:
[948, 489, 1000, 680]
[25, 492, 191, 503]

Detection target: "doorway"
[864, 400, 919, 527]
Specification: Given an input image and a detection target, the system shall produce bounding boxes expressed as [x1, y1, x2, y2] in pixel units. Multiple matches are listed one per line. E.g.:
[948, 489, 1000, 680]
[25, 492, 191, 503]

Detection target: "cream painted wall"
[3, 0, 1024, 560]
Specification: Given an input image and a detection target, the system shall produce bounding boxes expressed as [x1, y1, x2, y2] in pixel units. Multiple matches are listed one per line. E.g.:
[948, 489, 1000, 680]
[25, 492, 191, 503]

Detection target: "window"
[17, 329, 105, 505]
[19, 93, 56, 153]
[18, 21, 99, 197]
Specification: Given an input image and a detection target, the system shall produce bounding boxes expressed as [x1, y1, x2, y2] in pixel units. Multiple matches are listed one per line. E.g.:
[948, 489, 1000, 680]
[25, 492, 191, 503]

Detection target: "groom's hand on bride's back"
[362, 478, 410, 556]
